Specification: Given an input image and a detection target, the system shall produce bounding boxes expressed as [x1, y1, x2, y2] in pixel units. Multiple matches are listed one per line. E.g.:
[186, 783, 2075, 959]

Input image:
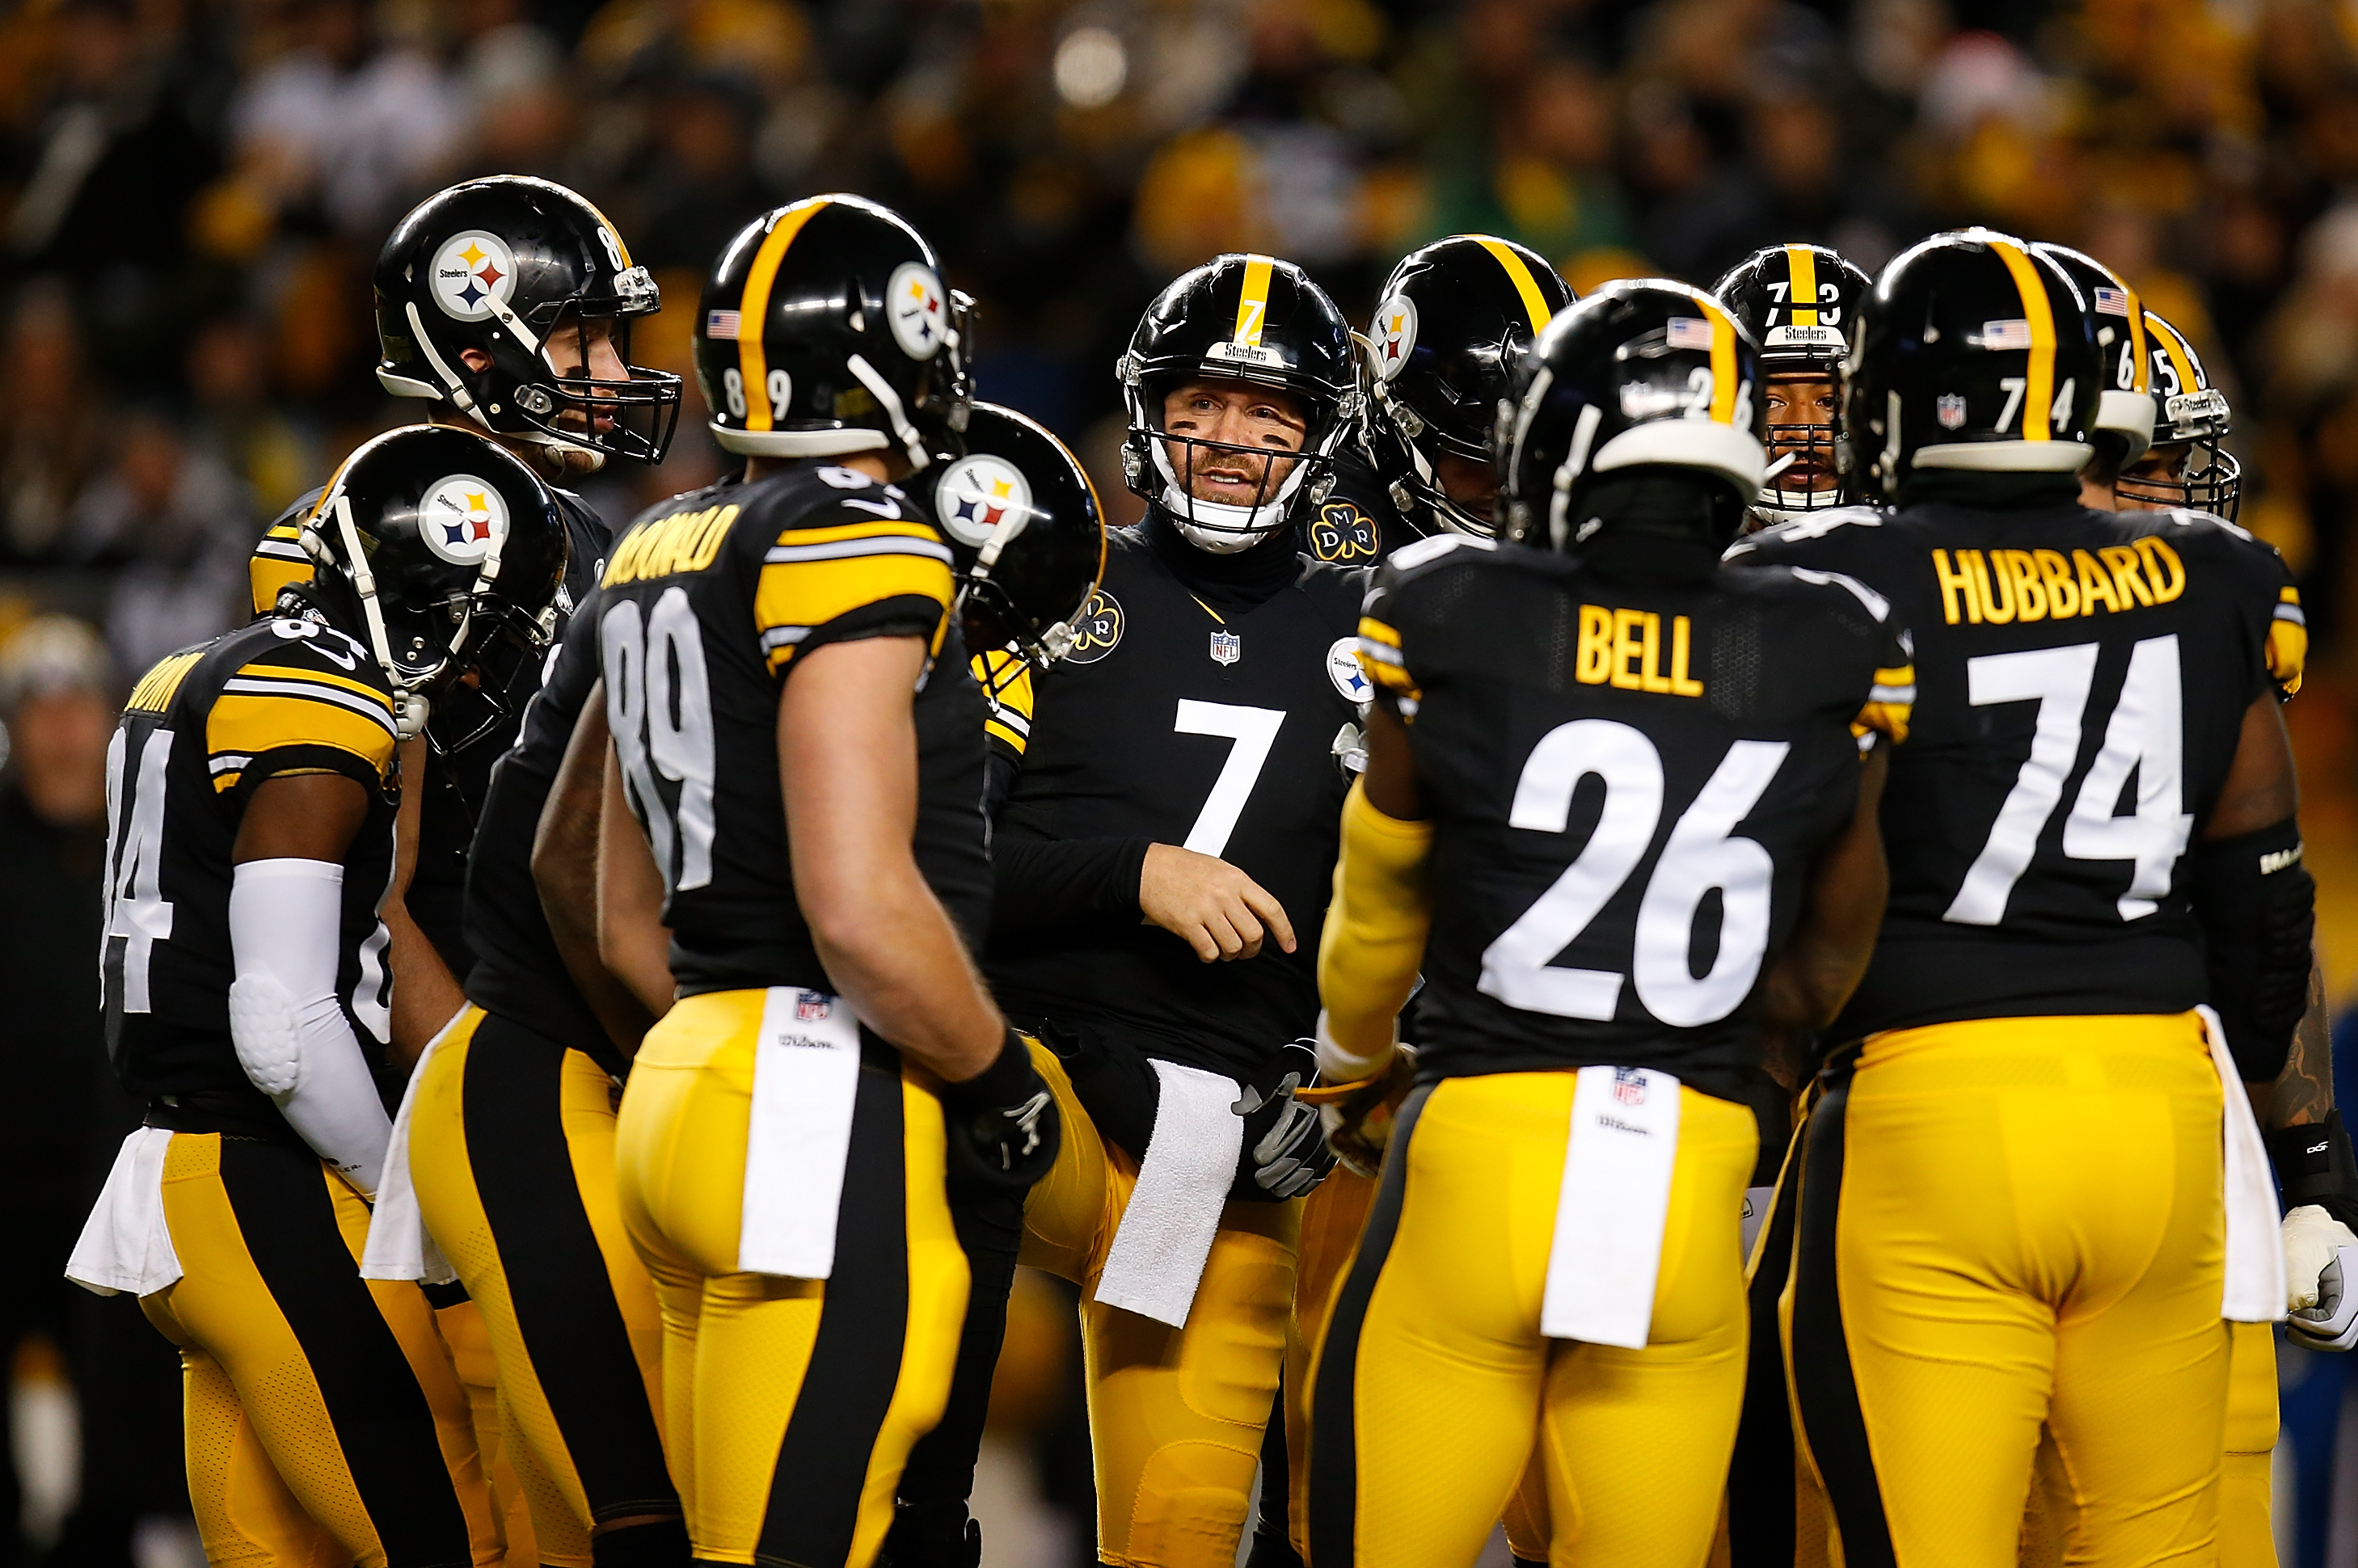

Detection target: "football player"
[1732, 229, 2311, 1566]
[2028, 242, 2158, 512]
[2120, 308, 2242, 521]
[1326, 234, 1574, 562]
[66, 424, 567, 1568]
[1306, 278, 1906, 1568]
[579, 195, 1059, 1568]
[1711, 244, 1872, 533]
[977, 252, 1360, 1568]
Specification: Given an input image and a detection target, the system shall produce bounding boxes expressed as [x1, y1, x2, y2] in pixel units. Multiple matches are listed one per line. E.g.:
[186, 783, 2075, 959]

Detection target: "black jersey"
[984, 521, 1368, 1080]
[1731, 500, 2305, 1039]
[102, 617, 403, 1134]
[595, 464, 989, 999]
[1362, 534, 1912, 1101]
[460, 584, 611, 1071]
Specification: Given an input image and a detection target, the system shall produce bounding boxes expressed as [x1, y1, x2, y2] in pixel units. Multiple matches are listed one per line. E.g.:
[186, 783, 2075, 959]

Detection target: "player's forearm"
[1759, 746, 1889, 1042]
[537, 689, 662, 1042]
[383, 901, 466, 1070]
[1317, 780, 1433, 1079]
[806, 864, 1006, 1081]
[597, 741, 676, 1021]
[2267, 957, 2335, 1130]
[988, 833, 1154, 938]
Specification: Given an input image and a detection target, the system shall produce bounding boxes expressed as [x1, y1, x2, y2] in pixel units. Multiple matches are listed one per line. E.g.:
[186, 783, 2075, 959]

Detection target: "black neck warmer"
[1567, 473, 1744, 587]
[1144, 508, 1304, 613]
[1897, 467, 2085, 511]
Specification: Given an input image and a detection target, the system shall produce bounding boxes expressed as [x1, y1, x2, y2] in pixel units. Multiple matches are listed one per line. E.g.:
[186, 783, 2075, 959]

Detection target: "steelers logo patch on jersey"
[1327, 635, 1372, 702]
[431, 230, 519, 321]
[420, 474, 509, 566]
[1062, 586, 1124, 664]
[936, 453, 1032, 548]
[1307, 500, 1378, 563]
[888, 262, 948, 361]
[1372, 295, 1417, 381]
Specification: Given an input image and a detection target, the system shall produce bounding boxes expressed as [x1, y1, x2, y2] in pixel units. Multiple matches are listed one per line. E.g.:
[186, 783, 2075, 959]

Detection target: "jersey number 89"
[604, 590, 718, 895]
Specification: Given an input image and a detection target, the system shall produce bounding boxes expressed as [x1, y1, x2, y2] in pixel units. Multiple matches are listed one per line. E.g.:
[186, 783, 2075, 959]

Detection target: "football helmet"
[295, 425, 567, 743]
[2028, 242, 2153, 468]
[2119, 309, 2241, 521]
[929, 402, 1107, 690]
[1711, 242, 1871, 521]
[1362, 235, 1574, 537]
[697, 196, 974, 473]
[1118, 253, 1360, 553]
[1496, 278, 1766, 575]
[374, 176, 681, 469]
[1847, 228, 2099, 499]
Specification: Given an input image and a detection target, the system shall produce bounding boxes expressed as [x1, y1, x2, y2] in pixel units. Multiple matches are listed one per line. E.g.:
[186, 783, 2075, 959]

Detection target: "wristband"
[2267, 1109, 2358, 1232]
[940, 1028, 1037, 1114]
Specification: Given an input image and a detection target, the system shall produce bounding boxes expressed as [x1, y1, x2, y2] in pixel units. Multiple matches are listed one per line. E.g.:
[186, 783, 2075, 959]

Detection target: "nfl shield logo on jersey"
[1936, 393, 1968, 430]
[795, 992, 832, 1023]
[1613, 1067, 1648, 1106]
[1209, 630, 1242, 666]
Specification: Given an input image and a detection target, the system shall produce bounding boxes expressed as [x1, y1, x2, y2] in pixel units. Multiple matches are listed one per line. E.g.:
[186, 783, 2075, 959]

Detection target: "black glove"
[1229, 1039, 1337, 1202]
[939, 1030, 1061, 1192]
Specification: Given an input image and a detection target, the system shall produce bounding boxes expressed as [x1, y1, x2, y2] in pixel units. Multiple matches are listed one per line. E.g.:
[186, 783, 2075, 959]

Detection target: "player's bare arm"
[597, 736, 674, 1022]
[1757, 743, 1892, 1090]
[379, 735, 466, 1067]
[533, 681, 661, 1050]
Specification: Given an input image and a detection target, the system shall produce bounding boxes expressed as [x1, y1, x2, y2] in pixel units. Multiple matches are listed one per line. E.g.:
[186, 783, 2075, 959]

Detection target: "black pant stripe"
[462, 1013, 679, 1521]
[1788, 1060, 1896, 1568]
[1725, 1125, 1803, 1568]
[755, 1064, 913, 1568]
[1306, 1083, 1432, 1568]
[218, 1140, 475, 1568]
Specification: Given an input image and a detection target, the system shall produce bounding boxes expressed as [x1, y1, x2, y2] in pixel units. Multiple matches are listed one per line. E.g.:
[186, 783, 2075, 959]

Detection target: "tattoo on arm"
[2272, 955, 2336, 1131]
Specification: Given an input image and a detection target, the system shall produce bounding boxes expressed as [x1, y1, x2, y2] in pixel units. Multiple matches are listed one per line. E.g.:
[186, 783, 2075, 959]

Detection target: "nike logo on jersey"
[1573, 605, 1706, 698]
[1932, 539, 2185, 626]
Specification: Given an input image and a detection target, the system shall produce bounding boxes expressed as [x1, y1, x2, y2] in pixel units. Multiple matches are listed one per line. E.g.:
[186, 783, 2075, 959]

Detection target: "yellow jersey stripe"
[230, 661, 394, 710]
[1989, 238, 2057, 441]
[1234, 255, 1275, 347]
[206, 693, 397, 790]
[1475, 238, 1556, 334]
[1702, 297, 1739, 424]
[739, 199, 830, 432]
[754, 554, 955, 673]
[774, 520, 947, 548]
[127, 650, 205, 714]
[1786, 245, 1819, 327]
[1358, 614, 1403, 649]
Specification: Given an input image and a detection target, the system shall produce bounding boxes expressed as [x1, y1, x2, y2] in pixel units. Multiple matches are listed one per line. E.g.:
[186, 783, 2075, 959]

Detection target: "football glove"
[2284, 1204, 2358, 1351]
[1230, 1039, 1336, 1201]
[940, 1030, 1061, 1192]
[1295, 1044, 1417, 1178]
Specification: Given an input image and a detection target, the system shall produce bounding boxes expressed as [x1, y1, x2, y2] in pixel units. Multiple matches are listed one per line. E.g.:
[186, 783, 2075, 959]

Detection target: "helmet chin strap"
[407, 301, 607, 472]
[847, 353, 933, 473]
[324, 495, 432, 741]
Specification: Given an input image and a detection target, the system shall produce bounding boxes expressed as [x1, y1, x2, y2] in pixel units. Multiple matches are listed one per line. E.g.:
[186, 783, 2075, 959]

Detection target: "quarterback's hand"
[1296, 1045, 1417, 1178]
[1140, 843, 1297, 963]
[2284, 1204, 2358, 1351]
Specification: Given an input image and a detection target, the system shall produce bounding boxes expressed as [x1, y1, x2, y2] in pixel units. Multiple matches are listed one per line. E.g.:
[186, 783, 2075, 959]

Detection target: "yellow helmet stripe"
[1474, 238, 1556, 333]
[1786, 244, 1820, 327]
[2122, 281, 2149, 393]
[1700, 296, 1740, 424]
[737, 198, 831, 433]
[573, 190, 635, 269]
[1234, 255, 1276, 346]
[2151, 314, 2198, 398]
[1989, 238, 2057, 442]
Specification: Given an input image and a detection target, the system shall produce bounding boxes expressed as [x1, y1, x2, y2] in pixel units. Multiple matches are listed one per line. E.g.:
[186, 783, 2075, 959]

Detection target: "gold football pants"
[408, 1005, 680, 1566]
[1309, 1072, 1758, 1568]
[1786, 1013, 2232, 1568]
[141, 1132, 501, 1568]
[614, 989, 968, 1568]
[1016, 1039, 1301, 1568]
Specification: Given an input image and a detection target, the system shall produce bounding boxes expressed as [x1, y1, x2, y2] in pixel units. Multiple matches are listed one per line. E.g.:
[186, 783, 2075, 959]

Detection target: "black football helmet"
[1847, 228, 2099, 499]
[1496, 279, 1767, 574]
[374, 176, 681, 469]
[697, 196, 974, 473]
[2120, 309, 2241, 521]
[294, 425, 567, 743]
[2028, 242, 2153, 470]
[1119, 253, 1360, 552]
[1711, 243, 1871, 521]
[1362, 235, 1574, 537]
[930, 402, 1107, 691]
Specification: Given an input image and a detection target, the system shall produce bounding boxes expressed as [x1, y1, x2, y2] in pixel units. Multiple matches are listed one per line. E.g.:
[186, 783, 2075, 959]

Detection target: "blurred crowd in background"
[10, 0, 2358, 1562]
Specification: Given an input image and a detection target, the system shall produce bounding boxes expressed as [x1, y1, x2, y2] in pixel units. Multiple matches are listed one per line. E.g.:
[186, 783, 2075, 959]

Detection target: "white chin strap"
[1151, 441, 1305, 553]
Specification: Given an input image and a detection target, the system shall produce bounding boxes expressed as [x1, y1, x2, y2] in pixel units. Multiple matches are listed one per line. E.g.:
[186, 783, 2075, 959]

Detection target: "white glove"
[2283, 1204, 2358, 1351]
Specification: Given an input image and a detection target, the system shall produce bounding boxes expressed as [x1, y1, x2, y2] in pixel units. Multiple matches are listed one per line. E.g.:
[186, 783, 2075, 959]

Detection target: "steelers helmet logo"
[888, 262, 948, 361]
[936, 453, 1033, 548]
[431, 230, 520, 322]
[1372, 296, 1418, 381]
[418, 474, 508, 565]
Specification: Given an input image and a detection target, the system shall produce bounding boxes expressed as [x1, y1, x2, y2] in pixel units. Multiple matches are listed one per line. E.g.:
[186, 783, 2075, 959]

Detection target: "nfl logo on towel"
[1209, 630, 1242, 666]
[795, 992, 831, 1023]
[1937, 392, 1968, 429]
[1613, 1067, 1648, 1105]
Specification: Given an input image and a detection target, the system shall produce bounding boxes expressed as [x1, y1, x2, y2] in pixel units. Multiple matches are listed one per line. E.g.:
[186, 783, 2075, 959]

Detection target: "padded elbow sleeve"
[2191, 819, 2314, 1084]
[1316, 782, 1435, 1078]
[228, 859, 391, 1195]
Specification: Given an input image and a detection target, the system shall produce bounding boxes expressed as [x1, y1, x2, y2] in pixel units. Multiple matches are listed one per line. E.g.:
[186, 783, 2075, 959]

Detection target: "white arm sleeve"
[227, 858, 392, 1196]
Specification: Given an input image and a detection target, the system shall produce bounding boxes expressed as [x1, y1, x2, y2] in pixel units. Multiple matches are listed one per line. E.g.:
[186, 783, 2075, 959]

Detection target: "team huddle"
[52, 169, 2358, 1568]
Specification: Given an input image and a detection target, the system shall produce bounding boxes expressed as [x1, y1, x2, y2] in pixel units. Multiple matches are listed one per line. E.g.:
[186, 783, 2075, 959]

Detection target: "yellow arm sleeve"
[1317, 778, 1436, 1081]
